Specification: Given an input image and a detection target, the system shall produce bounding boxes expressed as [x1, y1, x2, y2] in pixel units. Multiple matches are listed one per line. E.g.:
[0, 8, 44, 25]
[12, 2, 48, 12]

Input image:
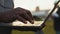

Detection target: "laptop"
[0, 9, 55, 31]
[0, 0, 59, 31]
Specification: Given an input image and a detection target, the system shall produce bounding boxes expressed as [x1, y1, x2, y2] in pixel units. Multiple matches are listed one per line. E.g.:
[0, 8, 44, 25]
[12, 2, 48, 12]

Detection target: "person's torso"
[0, 0, 14, 12]
[54, 7, 60, 31]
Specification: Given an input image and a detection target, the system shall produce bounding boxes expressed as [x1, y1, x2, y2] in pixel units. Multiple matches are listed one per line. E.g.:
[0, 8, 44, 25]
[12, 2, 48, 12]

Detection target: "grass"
[12, 20, 56, 34]
[43, 20, 56, 34]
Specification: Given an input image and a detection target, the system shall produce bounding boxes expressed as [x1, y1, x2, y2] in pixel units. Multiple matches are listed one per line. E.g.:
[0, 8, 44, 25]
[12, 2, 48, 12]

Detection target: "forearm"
[0, 9, 16, 23]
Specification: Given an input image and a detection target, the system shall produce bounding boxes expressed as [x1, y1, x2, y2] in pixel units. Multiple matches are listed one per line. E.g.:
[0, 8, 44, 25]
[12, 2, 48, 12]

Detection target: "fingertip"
[30, 20, 34, 24]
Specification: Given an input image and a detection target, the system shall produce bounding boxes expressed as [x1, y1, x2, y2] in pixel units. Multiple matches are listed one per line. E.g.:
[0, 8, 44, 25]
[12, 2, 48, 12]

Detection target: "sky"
[14, 0, 58, 11]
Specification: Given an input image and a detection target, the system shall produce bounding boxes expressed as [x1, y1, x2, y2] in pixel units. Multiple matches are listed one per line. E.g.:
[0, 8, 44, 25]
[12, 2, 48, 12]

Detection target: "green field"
[12, 20, 56, 34]
[43, 20, 56, 34]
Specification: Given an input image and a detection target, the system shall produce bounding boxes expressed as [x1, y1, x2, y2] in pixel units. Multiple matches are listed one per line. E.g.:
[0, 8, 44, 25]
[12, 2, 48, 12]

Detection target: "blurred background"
[11, 0, 59, 34]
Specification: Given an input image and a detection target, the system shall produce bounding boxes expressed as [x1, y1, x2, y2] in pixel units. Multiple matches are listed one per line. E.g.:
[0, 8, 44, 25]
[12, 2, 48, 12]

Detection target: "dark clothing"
[0, 27, 12, 34]
[0, 0, 14, 12]
[53, 17, 60, 31]
[0, 0, 14, 34]
[53, 7, 60, 31]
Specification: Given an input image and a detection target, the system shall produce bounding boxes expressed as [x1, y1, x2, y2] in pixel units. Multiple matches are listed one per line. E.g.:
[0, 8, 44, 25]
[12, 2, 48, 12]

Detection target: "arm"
[0, 7, 34, 24]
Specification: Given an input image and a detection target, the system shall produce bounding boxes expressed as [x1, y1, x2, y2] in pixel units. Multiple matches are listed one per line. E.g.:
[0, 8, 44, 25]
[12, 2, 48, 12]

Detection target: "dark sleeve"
[56, 7, 60, 14]
[4, 0, 14, 8]
[0, 0, 14, 12]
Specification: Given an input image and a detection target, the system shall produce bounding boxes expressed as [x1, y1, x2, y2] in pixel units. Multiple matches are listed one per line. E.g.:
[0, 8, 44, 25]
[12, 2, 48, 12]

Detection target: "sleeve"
[0, 0, 14, 12]
[4, 0, 14, 9]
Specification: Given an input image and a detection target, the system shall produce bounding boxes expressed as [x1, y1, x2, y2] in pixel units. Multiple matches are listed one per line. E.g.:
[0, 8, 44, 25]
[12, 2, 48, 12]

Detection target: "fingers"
[26, 10, 34, 20]
[25, 11, 34, 24]
[16, 15, 27, 24]
[20, 11, 34, 24]
[14, 7, 34, 24]
[25, 13, 34, 24]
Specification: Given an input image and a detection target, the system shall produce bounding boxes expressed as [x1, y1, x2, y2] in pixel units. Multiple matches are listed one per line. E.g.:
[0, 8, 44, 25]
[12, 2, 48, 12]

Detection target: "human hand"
[14, 7, 34, 24]
[0, 7, 34, 24]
